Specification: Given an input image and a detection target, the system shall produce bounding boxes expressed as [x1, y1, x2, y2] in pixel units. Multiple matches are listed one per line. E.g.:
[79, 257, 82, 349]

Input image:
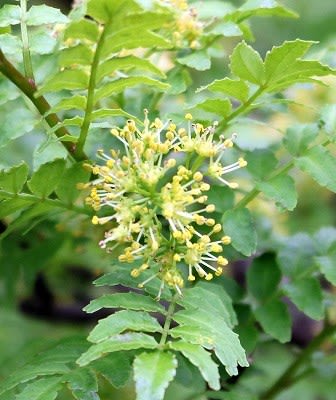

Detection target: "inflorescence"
[82, 112, 247, 298]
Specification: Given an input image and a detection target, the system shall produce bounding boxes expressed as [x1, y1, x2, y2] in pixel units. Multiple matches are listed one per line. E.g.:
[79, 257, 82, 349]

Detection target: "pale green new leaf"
[87, 0, 140, 24]
[46, 96, 87, 115]
[88, 310, 162, 343]
[0, 34, 21, 55]
[0, 162, 28, 193]
[133, 351, 177, 400]
[94, 77, 169, 102]
[255, 299, 291, 343]
[84, 292, 166, 314]
[64, 19, 99, 42]
[177, 51, 211, 71]
[284, 278, 324, 320]
[256, 175, 297, 211]
[169, 342, 220, 390]
[230, 41, 265, 84]
[15, 377, 62, 400]
[66, 368, 99, 400]
[28, 159, 66, 198]
[97, 56, 165, 83]
[77, 333, 158, 366]
[222, 208, 257, 256]
[90, 109, 142, 124]
[198, 78, 249, 103]
[26, 5, 68, 26]
[58, 44, 93, 67]
[38, 70, 89, 95]
[295, 145, 336, 193]
[192, 98, 232, 118]
[0, 5, 20, 26]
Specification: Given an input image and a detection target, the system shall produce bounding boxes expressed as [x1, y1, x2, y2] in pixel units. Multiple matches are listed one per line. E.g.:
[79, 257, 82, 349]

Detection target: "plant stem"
[235, 138, 332, 209]
[260, 321, 336, 400]
[0, 50, 85, 161]
[159, 294, 178, 347]
[0, 190, 91, 215]
[75, 25, 107, 159]
[20, 0, 34, 81]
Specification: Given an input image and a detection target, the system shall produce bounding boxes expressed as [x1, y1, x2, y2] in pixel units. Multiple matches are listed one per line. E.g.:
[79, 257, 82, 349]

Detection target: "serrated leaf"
[87, 0, 139, 24]
[88, 310, 162, 343]
[0, 34, 21, 55]
[29, 30, 57, 55]
[222, 208, 257, 256]
[315, 249, 336, 285]
[208, 21, 242, 37]
[255, 299, 291, 343]
[26, 5, 68, 25]
[0, 5, 20, 26]
[277, 233, 316, 278]
[320, 104, 336, 138]
[84, 292, 165, 314]
[177, 51, 211, 71]
[77, 333, 158, 366]
[205, 184, 234, 213]
[198, 78, 249, 103]
[64, 19, 99, 42]
[230, 41, 265, 84]
[284, 124, 318, 156]
[94, 77, 169, 102]
[133, 351, 177, 400]
[38, 70, 89, 95]
[97, 56, 165, 83]
[66, 368, 98, 400]
[55, 162, 90, 204]
[284, 278, 324, 320]
[0, 162, 28, 193]
[245, 150, 278, 180]
[58, 44, 93, 67]
[192, 98, 232, 118]
[228, 0, 298, 22]
[90, 109, 141, 124]
[27, 159, 66, 198]
[295, 145, 336, 193]
[167, 67, 191, 95]
[256, 175, 297, 211]
[15, 377, 62, 400]
[247, 253, 281, 302]
[169, 342, 220, 390]
[92, 353, 132, 388]
[47, 96, 87, 115]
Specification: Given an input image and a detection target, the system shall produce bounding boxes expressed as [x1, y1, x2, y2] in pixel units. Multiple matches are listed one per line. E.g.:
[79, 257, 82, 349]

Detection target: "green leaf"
[295, 145, 336, 193]
[247, 253, 281, 302]
[90, 109, 141, 124]
[228, 0, 298, 22]
[277, 233, 316, 278]
[55, 162, 90, 204]
[27, 159, 66, 198]
[0, 34, 21, 55]
[208, 21, 242, 37]
[192, 98, 232, 118]
[77, 333, 158, 366]
[0, 198, 33, 218]
[94, 77, 169, 102]
[315, 249, 336, 286]
[87, 0, 139, 24]
[167, 67, 191, 95]
[198, 78, 249, 103]
[320, 104, 336, 138]
[29, 30, 57, 55]
[66, 368, 98, 400]
[255, 299, 291, 343]
[177, 51, 211, 71]
[222, 208, 257, 256]
[15, 377, 62, 400]
[64, 19, 99, 42]
[314, 227, 336, 254]
[58, 44, 93, 67]
[97, 56, 165, 82]
[256, 175, 297, 211]
[84, 292, 165, 314]
[169, 342, 220, 390]
[47, 96, 87, 115]
[284, 278, 324, 320]
[206, 184, 234, 213]
[245, 150, 278, 180]
[0, 5, 20, 26]
[88, 310, 162, 343]
[283, 124, 318, 156]
[0, 162, 28, 193]
[92, 353, 132, 388]
[38, 70, 89, 95]
[26, 5, 68, 25]
[230, 41, 265, 84]
[133, 351, 177, 400]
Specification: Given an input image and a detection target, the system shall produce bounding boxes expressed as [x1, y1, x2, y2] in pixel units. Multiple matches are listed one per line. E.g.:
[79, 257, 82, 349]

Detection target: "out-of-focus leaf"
[0, 162, 28, 193]
[177, 51, 211, 71]
[0, 5, 20, 26]
[26, 5, 68, 25]
[284, 124, 318, 156]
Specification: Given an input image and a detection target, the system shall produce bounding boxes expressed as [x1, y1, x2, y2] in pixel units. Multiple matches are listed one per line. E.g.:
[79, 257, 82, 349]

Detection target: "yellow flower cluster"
[83, 112, 247, 298]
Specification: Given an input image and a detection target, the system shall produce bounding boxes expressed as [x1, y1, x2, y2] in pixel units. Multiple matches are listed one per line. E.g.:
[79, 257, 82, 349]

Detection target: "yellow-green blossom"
[82, 112, 247, 297]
